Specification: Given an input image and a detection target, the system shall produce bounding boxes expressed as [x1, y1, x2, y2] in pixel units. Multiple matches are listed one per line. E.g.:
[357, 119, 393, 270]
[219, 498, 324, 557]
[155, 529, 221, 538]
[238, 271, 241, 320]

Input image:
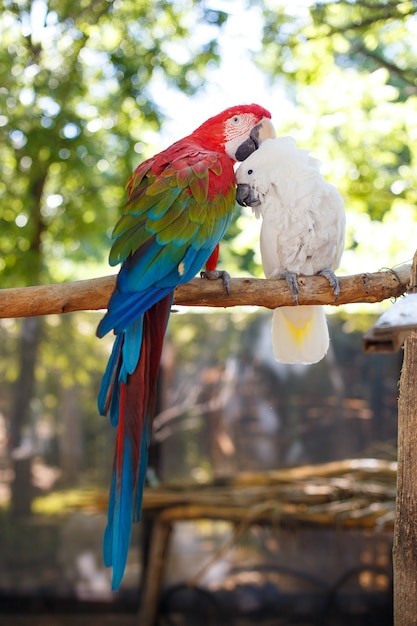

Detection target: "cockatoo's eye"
[248, 169, 253, 175]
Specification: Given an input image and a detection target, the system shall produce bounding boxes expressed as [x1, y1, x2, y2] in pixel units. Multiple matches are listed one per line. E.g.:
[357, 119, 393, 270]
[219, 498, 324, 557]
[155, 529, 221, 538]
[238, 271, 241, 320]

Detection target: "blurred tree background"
[0, 0, 416, 598]
[256, 0, 417, 276]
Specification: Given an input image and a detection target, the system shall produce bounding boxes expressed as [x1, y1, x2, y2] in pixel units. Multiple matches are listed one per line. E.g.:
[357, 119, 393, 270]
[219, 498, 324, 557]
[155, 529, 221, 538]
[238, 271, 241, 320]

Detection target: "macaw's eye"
[232, 116, 240, 124]
[248, 169, 253, 175]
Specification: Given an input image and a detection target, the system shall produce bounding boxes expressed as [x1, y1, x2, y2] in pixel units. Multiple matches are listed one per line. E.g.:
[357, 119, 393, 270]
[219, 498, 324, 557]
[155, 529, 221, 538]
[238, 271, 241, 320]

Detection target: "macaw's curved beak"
[236, 183, 261, 207]
[235, 117, 276, 161]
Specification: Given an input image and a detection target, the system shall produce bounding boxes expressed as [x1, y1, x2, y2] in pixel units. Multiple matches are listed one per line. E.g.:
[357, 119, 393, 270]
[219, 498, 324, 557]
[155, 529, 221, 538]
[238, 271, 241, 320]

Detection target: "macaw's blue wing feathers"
[98, 333, 123, 423]
[122, 318, 144, 376]
[97, 283, 173, 338]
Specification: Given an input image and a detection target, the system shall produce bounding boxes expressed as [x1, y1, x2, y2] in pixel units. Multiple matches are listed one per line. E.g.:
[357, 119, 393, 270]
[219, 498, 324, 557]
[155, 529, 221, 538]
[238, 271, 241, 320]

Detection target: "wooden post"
[393, 251, 417, 625]
[138, 515, 172, 626]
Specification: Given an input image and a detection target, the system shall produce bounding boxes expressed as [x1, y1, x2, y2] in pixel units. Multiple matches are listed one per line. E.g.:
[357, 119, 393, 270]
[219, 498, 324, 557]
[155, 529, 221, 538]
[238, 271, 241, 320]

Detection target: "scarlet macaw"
[236, 136, 345, 364]
[97, 104, 273, 589]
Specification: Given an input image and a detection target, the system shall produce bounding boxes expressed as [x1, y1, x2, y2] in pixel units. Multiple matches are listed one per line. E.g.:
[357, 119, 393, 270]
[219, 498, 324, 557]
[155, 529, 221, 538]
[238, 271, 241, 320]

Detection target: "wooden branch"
[138, 517, 172, 626]
[0, 263, 410, 319]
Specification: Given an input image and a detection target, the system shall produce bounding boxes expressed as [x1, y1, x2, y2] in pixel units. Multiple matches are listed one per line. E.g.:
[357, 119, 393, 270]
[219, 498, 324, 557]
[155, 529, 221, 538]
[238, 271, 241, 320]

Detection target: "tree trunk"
[10, 316, 42, 516]
[59, 385, 83, 483]
[9, 169, 47, 516]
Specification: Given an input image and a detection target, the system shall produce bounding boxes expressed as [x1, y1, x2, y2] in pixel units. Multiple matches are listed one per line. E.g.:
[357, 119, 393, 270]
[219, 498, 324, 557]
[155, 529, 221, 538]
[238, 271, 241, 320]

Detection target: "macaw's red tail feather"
[102, 293, 173, 591]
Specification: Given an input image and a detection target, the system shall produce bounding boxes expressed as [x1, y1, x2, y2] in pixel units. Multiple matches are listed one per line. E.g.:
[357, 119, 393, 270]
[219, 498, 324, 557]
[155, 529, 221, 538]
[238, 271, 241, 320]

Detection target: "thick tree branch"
[0, 264, 410, 319]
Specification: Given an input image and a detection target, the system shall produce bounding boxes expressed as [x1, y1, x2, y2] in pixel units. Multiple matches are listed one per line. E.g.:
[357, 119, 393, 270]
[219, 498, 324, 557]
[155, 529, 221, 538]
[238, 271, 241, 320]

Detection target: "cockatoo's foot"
[279, 270, 299, 305]
[317, 268, 340, 301]
[200, 269, 231, 295]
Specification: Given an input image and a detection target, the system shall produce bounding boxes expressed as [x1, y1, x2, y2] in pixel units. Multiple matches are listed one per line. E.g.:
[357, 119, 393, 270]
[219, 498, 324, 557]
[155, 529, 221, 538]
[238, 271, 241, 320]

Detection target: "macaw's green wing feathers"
[207, 159, 222, 177]
[109, 217, 148, 267]
[189, 175, 209, 203]
[99, 149, 236, 338]
[175, 166, 194, 188]
[126, 158, 154, 195]
[122, 241, 189, 292]
[192, 160, 211, 177]
[107, 148, 235, 280]
[145, 172, 176, 194]
[147, 200, 184, 231]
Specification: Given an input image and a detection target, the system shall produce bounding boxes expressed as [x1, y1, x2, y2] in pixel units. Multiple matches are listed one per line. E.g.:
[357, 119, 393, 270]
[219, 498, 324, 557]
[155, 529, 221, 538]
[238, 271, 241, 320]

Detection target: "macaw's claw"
[200, 269, 231, 296]
[317, 268, 340, 301]
[280, 270, 299, 305]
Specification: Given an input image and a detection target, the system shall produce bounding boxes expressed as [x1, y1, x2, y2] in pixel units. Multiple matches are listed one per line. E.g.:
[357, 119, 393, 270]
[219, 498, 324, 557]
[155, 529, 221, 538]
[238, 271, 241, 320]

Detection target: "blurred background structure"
[0, 0, 416, 623]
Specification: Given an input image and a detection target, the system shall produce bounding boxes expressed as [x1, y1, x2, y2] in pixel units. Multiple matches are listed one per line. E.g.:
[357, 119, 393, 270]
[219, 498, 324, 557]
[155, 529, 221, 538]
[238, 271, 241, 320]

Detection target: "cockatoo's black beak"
[236, 183, 261, 207]
[235, 117, 276, 161]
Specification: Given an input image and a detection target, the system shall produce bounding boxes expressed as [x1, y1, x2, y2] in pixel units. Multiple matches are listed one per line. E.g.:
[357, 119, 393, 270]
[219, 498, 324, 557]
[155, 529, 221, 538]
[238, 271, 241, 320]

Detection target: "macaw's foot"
[317, 268, 340, 301]
[280, 270, 299, 305]
[200, 269, 231, 296]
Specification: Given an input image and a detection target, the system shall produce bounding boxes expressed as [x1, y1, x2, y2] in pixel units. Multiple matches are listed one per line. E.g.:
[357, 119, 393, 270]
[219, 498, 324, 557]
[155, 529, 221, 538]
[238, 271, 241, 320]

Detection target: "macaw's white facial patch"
[224, 113, 261, 161]
[226, 116, 276, 162]
[223, 113, 256, 142]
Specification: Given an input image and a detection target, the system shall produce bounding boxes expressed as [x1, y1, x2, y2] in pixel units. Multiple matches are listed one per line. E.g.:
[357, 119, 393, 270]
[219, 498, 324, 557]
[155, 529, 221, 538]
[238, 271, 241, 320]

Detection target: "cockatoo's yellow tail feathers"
[272, 306, 330, 365]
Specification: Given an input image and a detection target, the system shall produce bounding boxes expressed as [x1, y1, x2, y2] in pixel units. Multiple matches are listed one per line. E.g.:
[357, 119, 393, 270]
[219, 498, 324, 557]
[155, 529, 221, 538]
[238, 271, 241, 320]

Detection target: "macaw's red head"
[192, 103, 276, 162]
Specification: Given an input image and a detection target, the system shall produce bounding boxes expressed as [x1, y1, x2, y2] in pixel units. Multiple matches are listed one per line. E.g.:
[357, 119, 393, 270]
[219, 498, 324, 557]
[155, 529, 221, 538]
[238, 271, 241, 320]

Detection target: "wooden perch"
[0, 263, 410, 319]
[137, 457, 397, 626]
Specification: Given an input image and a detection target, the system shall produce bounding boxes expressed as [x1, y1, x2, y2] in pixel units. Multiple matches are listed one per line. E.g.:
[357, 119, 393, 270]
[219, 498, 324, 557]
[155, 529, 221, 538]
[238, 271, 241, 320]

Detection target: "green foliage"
[255, 0, 417, 270]
[0, 0, 226, 286]
[2, 0, 416, 280]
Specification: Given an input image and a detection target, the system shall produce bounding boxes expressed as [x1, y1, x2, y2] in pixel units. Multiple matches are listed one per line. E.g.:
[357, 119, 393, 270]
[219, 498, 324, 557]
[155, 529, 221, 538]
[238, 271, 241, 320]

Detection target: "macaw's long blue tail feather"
[99, 294, 173, 590]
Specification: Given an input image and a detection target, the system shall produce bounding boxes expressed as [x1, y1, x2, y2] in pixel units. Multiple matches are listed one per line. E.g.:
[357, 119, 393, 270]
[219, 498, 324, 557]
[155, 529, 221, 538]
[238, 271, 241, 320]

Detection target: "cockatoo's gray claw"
[200, 269, 231, 296]
[280, 270, 299, 305]
[317, 268, 340, 301]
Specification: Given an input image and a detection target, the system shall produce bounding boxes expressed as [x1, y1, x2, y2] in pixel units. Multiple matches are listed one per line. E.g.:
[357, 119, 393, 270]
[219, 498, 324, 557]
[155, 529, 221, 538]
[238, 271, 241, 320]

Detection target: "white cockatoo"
[236, 136, 346, 364]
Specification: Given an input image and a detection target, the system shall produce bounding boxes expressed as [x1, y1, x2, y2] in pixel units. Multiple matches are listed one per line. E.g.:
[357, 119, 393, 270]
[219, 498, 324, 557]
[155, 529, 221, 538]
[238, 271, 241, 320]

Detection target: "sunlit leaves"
[252, 0, 417, 275]
[0, 1, 229, 287]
